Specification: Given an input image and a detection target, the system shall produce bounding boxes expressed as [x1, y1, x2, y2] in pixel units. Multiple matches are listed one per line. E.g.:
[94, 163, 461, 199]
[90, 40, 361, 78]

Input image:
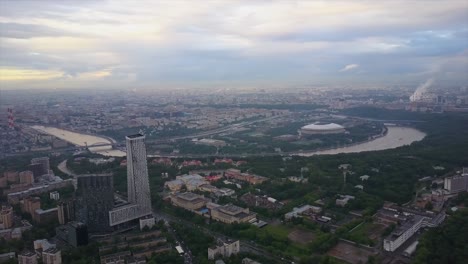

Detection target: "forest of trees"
[413, 210, 468, 264]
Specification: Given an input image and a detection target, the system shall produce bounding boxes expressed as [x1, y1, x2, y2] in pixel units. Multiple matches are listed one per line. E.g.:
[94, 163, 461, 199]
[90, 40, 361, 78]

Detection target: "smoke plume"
[410, 78, 433, 102]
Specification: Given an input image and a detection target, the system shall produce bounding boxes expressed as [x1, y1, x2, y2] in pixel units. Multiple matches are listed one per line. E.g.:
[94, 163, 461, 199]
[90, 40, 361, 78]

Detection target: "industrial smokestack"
[410, 78, 434, 102]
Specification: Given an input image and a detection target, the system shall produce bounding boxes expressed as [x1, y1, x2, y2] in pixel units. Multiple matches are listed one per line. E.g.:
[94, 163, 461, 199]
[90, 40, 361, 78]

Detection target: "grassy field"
[347, 221, 386, 246]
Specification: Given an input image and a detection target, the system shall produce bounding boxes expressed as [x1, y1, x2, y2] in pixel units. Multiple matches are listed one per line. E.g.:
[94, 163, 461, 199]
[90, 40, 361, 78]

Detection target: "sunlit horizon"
[1, 0, 467, 90]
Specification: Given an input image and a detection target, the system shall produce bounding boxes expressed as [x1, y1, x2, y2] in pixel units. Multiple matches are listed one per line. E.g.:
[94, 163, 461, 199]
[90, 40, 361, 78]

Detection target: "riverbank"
[295, 126, 426, 156]
[31, 125, 126, 157]
[30, 125, 426, 158]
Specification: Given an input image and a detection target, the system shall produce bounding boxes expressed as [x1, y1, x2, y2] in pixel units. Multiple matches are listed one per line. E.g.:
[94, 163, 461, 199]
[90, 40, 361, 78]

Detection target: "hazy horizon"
[1, 0, 467, 90]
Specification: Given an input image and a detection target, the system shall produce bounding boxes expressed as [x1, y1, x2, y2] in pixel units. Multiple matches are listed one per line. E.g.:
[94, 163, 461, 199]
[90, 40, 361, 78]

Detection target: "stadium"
[299, 123, 346, 136]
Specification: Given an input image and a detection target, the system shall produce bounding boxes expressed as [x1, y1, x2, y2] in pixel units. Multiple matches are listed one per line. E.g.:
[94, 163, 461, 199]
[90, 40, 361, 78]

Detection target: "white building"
[444, 174, 468, 193]
[383, 212, 445, 252]
[49, 191, 60, 200]
[336, 195, 355, 207]
[139, 216, 155, 230]
[214, 188, 235, 197]
[285, 205, 322, 220]
[208, 240, 240, 260]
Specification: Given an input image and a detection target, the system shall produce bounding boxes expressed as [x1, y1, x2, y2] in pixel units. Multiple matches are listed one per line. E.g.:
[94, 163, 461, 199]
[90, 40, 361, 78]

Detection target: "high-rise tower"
[109, 134, 152, 227]
[126, 134, 152, 215]
[75, 174, 114, 233]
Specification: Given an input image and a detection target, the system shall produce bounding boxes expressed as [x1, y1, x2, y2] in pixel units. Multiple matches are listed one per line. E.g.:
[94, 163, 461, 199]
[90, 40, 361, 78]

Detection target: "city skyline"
[0, 0, 467, 90]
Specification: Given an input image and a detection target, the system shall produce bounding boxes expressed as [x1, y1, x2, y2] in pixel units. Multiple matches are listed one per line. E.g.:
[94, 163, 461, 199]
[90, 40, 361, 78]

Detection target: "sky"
[0, 0, 467, 90]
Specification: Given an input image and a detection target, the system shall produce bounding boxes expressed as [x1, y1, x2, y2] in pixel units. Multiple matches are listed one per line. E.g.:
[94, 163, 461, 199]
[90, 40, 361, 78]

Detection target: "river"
[31, 125, 126, 157]
[31, 125, 425, 158]
[296, 126, 426, 156]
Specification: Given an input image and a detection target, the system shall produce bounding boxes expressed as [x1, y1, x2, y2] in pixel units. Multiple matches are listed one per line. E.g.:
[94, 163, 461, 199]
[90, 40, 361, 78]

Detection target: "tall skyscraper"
[109, 134, 152, 227]
[30, 157, 50, 178]
[75, 174, 114, 233]
[126, 134, 152, 215]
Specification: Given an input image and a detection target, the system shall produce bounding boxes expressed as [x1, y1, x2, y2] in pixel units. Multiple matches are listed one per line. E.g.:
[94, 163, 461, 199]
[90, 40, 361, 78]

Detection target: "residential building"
[4, 171, 19, 183]
[75, 174, 114, 233]
[57, 200, 75, 225]
[210, 204, 256, 224]
[0, 206, 14, 229]
[34, 239, 56, 256]
[21, 197, 41, 216]
[56, 221, 88, 247]
[444, 174, 468, 193]
[19, 171, 34, 185]
[18, 251, 37, 264]
[208, 240, 240, 260]
[7, 179, 73, 204]
[30, 157, 50, 177]
[383, 212, 445, 252]
[42, 248, 62, 264]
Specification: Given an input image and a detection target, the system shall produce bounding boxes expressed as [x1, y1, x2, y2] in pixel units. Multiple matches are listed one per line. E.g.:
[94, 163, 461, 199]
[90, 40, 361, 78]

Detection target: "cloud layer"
[0, 0, 467, 89]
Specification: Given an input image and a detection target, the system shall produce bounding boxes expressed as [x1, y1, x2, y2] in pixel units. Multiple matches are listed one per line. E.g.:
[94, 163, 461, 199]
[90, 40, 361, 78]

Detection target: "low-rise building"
[284, 205, 322, 220]
[208, 240, 240, 260]
[336, 195, 355, 207]
[224, 169, 268, 185]
[214, 188, 235, 197]
[210, 204, 256, 224]
[164, 179, 184, 192]
[100, 251, 131, 264]
[240, 193, 283, 210]
[49, 191, 60, 200]
[139, 215, 155, 230]
[0, 252, 15, 263]
[170, 192, 209, 211]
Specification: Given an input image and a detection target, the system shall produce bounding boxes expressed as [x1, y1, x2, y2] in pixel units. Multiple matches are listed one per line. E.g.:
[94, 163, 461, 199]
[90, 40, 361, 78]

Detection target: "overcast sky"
[0, 0, 467, 90]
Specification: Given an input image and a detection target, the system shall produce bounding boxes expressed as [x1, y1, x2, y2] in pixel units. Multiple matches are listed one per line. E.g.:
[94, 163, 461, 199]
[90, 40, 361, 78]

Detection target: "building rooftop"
[301, 123, 344, 131]
[387, 215, 426, 241]
[19, 251, 36, 257]
[218, 204, 244, 215]
[177, 192, 204, 201]
[43, 247, 61, 254]
[126, 134, 144, 139]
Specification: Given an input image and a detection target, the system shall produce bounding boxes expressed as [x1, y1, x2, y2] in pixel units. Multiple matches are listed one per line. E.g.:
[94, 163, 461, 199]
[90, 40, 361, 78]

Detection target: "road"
[146, 114, 288, 143]
[57, 159, 76, 176]
[164, 220, 194, 264]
